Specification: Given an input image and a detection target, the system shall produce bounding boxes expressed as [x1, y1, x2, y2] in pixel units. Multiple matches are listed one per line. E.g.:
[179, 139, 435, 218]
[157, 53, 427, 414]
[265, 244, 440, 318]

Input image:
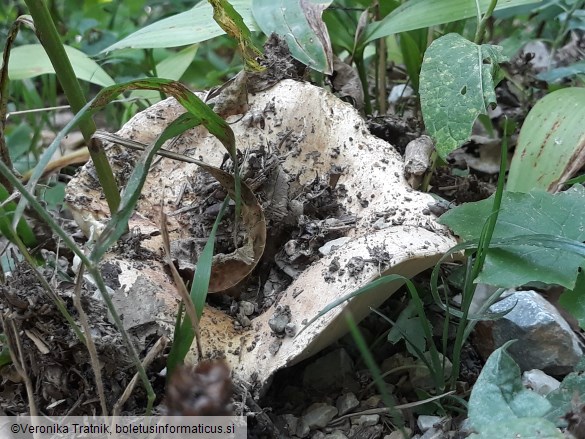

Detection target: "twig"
[3, 316, 38, 417]
[112, 335, 168, 417]
[329, 391, 455, 425]
[73, 263, 108, 416]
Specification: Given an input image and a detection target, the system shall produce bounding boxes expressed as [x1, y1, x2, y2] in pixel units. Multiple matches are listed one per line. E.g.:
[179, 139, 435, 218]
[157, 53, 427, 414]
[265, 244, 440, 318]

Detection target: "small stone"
[239, 300, 255, 316]
[475, 290, 583, 374]
[302, 403, 338, 429]
[311, 431, 326, 439]
[297, 418, 310, 438]
[363, 395, 382, 408]
[237, 314, 251, 328]
[346, 256, 365, 276]
[388, 84, 414, 104]
[420, 427, 443, 439]
[325, 430, 349, 439]
[285, 323, 297, 337]
[268, 339, 282, 355]
[351, 414, 379, 427]
[336, 393, 359, 416]
[385, 427, 412, 439]
[268, 305, 291, 334]
[280, 414, 298, 435]
[522, 369, 561, 396]
[373, 217, 389, 230]
[417, 415, 442, 432]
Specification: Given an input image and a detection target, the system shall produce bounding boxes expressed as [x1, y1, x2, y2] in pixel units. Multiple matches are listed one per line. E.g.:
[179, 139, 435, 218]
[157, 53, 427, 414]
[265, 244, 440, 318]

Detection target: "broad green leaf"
[507, 88, 585, 193]
[468, 342, 556, 436]
[468, 418, 564, 438]
[558, 269, 585, 330]
[252, 0, 333, 74]
[102, 0, 257, 52]
[536, 61, 585, 82]
[210, 0, 263, 71]
[129, 45, 198, 102]
[438, 186, 585, 288]
[419, 33, 506, 159]
[545, 357, 585, 427]
[388, 302, 428, 357]
[0, 44, 114, 87]
[364, 0, 540, 43]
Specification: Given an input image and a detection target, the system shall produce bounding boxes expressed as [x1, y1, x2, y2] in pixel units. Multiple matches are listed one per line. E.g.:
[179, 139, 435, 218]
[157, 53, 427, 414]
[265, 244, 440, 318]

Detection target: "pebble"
[385, 428, 412, 439]
[302, 403, 338, 429]
[336, 392, 359, 415]
[351, 414, 379, 427]
[239, 300, 255, 316]
[325, 431, 349, 439]
[417, 415, 443, 432]
[522, 369, 561, 396]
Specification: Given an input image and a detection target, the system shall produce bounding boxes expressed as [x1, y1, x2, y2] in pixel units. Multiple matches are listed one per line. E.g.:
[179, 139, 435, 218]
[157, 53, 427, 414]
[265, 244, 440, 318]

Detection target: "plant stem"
[0, 18, 30, 193]
[23, 0, 121, 213]
[355, 51, 372, 115]
[550, 0, 585, 63]
[474, 0, 498, 44]
[375, 2, 387, 114]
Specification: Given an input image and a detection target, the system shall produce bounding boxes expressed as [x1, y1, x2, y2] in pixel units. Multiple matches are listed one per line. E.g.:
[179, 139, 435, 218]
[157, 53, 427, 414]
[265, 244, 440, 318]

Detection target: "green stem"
[550, 0, 585, 61]
[0, 17, 30, 193]
[474, 0, 498, 44]
[355, 52, 372, 115]
[23, 0, 121, 213]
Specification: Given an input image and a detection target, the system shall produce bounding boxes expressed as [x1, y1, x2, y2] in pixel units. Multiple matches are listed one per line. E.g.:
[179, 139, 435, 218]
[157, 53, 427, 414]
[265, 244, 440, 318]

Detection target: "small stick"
[73, 263, 108, 416]
[112, 336, 168, 417]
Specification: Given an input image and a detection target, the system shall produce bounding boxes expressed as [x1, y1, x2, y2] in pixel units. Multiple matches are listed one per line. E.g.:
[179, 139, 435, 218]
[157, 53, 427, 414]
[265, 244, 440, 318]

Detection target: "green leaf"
[0, 185, 37, 248]
[0, 44, 114, 87]
[388, 301, 428, 356]
[252, 0, 333, 74]
[507, 87, 585, 193]
[468, 342, 558, 437]
[558, 269, 585, 331]
[419, 33, 506, 160]
[438, 186, 585, 288]
[536, 61, 585, 82]
[128, 45, 199, 102]
[210, 0, 263, 71]
[545, 357, 585, 427]
[468, 418, 564, 438]
[364, 0, 540, 43]
[167, 198, 229, 375]
[102, 0, 257, 52]
[399, 31, 424, 92]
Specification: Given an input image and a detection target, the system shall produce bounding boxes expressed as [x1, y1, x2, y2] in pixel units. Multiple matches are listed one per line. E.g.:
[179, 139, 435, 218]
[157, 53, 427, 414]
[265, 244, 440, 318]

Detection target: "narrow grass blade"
[167, 198, 229, 376]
